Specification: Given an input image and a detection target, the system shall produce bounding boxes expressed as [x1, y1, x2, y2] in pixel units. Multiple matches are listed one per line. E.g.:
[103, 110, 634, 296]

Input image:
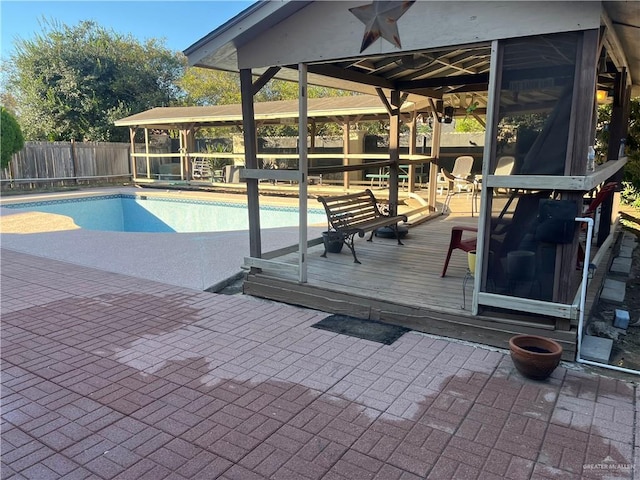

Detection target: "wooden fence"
[1, 141, 133, 190]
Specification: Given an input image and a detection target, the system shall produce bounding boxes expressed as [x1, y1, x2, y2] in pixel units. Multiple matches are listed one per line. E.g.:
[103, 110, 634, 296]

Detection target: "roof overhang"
[185, 1, 640, 98]
[114, 95, 426, 130]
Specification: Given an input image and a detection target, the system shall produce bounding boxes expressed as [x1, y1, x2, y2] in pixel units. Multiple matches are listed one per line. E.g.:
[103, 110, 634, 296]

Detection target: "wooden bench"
[316, 189, 408, 264]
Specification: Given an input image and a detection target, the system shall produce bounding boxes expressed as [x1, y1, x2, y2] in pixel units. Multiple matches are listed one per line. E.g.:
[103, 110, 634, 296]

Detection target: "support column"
[599, 72, 630, 245]
[342, 118, 350, 190]
[240, 68, 262, 262]
[128, 127, 137, 181]
[298, 63, 308, 283]
[388, 90, 401, 216]
[429, 112, 442, 212]
[144, 128, 151, 179]
[407, 112, 417, 193]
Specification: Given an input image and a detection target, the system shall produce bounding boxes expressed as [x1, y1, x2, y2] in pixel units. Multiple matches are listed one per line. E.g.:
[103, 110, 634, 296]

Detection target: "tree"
[1, 107, 24, 168]
[6, 19, 185, 142]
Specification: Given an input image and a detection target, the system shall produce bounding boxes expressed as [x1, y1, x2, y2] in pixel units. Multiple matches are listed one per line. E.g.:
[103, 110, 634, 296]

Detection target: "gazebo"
[114, 95, 435, 192]
[181, 1, 639, 365]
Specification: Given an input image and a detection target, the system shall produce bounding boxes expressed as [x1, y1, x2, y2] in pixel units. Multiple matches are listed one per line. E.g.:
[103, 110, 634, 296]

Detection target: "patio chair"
[441, 155, 478, 216]
[577, 181, 618, 264]
[491, 155, 515, 195]
[191, 157, 212, 179]
[441, 225, 478, 277]
[441, 190, 550, 278]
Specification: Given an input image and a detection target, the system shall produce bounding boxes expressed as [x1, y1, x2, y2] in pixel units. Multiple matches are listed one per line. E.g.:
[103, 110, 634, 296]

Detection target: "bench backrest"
[317, 189, 383, 230]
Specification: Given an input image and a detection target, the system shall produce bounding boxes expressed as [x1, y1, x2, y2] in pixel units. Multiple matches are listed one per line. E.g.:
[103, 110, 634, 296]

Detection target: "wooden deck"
[243, 192, 610, 361]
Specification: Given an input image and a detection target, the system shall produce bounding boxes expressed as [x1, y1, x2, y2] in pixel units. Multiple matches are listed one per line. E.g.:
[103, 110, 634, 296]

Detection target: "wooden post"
[428, 109, 441, 212]
[129, 128, 137, 181]
[553, 29, 600, 329]
[179, 129, 186, 179]
[298, 63, 308, 283]
[144, 128, 151, 179]
[473, 39, 502, 315]
[599, 73, 630, 245]
[184, 123, 196, 181]
[70, 138, 79, 184]
[342, 118, 350, 190]
[388, 90, 400, 217]
[240, 68, 262, 262]
[407, 112, 417, 193]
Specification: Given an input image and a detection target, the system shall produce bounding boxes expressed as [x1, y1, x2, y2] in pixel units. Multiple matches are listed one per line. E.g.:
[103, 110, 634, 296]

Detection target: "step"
[581, 335, 613, 363]
[600, 278, 626, 303]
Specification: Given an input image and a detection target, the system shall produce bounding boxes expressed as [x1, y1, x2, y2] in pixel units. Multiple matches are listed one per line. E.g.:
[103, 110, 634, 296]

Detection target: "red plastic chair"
[441, 226, 478, 277]
[578, 181, 617, 264]
[583, 181, 617, 218]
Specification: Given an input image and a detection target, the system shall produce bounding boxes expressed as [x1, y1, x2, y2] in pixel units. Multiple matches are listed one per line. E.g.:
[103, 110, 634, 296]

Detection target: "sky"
[0, 0, 254, 60]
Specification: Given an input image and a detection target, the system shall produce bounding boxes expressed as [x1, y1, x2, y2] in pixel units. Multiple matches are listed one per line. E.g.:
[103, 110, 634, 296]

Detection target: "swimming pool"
[4, 194, 327, 233]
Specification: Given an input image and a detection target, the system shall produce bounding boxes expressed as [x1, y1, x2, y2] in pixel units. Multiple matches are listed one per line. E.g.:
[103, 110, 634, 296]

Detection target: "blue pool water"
[4, 194, 327, 233]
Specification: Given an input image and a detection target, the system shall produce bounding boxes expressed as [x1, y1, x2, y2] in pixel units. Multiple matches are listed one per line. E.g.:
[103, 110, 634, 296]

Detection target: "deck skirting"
[243, 273, 577, 360]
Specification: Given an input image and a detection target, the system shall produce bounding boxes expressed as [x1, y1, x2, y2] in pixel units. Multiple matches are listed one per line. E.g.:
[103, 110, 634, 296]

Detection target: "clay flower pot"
[509, 335, 563, 380]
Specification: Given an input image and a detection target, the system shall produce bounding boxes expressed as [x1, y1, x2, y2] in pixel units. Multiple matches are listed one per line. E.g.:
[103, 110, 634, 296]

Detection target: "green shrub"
[1, 107, 24, 168]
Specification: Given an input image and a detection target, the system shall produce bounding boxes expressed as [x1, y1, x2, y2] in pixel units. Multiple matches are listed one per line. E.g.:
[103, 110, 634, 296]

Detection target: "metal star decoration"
[349, 0, 416, 53]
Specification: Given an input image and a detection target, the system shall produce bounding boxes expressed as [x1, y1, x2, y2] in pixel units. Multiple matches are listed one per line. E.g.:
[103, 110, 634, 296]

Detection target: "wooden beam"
[397, 72, 490, 90]
[252, 66, 281, 95]
[375, 88, 396, 116]
[306, 63, 394, 89]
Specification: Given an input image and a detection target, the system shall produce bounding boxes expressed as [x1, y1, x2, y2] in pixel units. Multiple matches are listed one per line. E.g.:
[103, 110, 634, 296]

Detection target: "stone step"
[581, 335, 613, 363]
[610, 256, 632, 275]
[600, 278, 626, 303]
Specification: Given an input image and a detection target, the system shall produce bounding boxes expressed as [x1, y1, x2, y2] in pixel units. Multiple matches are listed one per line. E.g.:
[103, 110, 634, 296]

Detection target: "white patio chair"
[442, 155, 477, 216]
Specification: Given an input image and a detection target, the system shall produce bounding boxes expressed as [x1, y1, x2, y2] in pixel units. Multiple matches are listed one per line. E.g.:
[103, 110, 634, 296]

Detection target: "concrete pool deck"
[0, 188, 325, 291]
[1, 249, 638, 479]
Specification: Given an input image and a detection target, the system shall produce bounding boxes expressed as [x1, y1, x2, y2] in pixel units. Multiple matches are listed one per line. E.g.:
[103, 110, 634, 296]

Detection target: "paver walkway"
[1, 249, 638, 479]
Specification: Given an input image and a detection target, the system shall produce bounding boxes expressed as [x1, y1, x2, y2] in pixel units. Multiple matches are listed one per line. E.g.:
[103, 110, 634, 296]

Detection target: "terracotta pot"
[509, 335, 562, 380]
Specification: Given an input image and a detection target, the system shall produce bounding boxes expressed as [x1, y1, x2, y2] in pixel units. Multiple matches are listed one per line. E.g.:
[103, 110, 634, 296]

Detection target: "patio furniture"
[493, 155, 515, 195]
[441, 156, 478, 216]
[366, 165, 410, 188]
[441, 225, 478, 277]
[317, 189, 408, 264]
[577, 181, 618, 264]
[191, 157, 212, 179]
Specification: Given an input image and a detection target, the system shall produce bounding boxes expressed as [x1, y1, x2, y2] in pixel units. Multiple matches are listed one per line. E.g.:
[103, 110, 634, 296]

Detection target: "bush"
[1, 107, 24, 168]
[596, 98, 640, 206]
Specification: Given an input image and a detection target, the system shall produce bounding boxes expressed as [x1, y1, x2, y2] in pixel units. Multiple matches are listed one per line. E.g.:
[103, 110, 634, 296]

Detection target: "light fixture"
[443, 106, 454, 124]
[596, 89, 609, 104]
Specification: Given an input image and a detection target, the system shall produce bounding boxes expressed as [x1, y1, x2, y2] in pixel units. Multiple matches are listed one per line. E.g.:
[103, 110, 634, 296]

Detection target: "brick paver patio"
[1, 249, 637, 479]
